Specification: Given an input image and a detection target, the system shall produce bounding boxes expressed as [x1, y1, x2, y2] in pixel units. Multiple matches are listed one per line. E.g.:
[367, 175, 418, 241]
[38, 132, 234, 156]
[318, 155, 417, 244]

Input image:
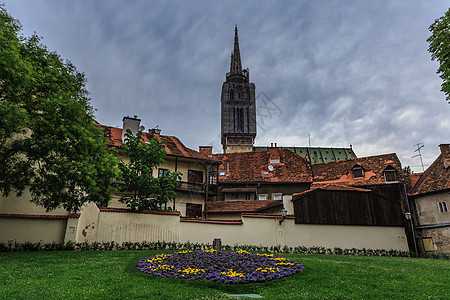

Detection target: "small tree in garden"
[118, 129, 181, 210]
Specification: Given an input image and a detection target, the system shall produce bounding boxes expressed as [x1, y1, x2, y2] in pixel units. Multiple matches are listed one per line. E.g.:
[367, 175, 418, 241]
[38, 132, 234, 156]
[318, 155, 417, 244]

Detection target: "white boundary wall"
[0, 194, 409, 251]
[78, 211, 409, 251]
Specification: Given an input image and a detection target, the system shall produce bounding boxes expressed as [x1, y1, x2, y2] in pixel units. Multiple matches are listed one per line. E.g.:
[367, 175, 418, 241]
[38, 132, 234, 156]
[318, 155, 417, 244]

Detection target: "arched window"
[351, 164, 364, 179]
[237, 108, 244, 132]
[232, 108, 236, 132]
[384, 166, 398, 183]
[246, 108, 249, 133]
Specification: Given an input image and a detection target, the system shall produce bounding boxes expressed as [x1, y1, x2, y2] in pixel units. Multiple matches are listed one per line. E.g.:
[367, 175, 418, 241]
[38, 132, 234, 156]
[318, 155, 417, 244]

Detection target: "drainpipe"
[205, 163, 209, 219]
[173, 156, 178, 211]
[402, 182, 418, 253]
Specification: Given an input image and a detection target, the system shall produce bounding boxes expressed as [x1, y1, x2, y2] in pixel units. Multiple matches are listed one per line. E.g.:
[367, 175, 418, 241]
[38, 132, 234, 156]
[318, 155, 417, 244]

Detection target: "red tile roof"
[180, 217, 243, 225]
[99, 207, 181, 215]
[0, 213, 80, 219]
[311, 153, 402, 186]
[212, 148, 312, 183]
[207, 200, 283, 213]
[242, 213, 295, 219]
[410, 144, 450, 195]
[97, 124, 217, 162]
[404, 173, 423, 193]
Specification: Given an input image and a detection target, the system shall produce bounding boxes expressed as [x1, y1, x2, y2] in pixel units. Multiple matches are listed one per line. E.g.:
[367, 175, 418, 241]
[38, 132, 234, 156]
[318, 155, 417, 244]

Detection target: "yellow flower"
[257, 253, 274, 257]
[221, 269, 245, 278]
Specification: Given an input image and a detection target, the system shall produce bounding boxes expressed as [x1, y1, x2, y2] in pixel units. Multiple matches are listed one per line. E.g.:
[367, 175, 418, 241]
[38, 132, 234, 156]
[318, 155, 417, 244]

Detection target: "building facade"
[99, 116, 221, 218]
[409, 144, 450, 253]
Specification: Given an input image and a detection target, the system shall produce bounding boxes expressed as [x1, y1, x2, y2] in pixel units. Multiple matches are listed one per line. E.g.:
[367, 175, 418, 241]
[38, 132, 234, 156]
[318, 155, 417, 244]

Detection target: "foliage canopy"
[118, 130, 181, 210]
[428, 7, 450, 104]
[0, 5, 118, 212]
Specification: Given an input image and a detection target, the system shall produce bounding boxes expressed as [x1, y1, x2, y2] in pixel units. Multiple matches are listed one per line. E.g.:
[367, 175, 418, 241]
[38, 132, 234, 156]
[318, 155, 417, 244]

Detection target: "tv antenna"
[411, 143, 425, 172]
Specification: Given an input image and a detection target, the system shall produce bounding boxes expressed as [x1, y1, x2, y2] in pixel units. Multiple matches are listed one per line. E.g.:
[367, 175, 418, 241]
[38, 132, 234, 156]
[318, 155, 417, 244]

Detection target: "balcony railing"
[176, 181, 218, 195]
[176, 181, 205, 193]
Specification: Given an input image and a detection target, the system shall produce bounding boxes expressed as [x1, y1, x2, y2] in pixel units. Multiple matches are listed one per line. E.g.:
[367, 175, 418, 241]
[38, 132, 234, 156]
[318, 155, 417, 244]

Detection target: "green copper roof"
[253, 146, 357, 164]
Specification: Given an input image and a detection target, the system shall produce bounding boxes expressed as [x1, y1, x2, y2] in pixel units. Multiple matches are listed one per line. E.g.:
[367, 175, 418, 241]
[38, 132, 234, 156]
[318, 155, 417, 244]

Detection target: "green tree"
[118, 130, 181, 210]
[402, 165, 413, 175]
[428, 8, 450, 104]
[0, 5, 118, 212]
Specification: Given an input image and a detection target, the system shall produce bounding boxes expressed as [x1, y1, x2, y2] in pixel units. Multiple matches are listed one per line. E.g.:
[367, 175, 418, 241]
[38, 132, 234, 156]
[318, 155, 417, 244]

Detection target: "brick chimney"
[122, 115, 141, 142]
[199, 146, 213, 157]
[439, 144, 450, 155]
[148, 128, 161, 137]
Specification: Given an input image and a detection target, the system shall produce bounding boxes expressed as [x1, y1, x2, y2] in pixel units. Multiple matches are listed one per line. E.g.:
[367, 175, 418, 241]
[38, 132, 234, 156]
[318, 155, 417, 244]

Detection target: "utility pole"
[411, 143, 425, 172]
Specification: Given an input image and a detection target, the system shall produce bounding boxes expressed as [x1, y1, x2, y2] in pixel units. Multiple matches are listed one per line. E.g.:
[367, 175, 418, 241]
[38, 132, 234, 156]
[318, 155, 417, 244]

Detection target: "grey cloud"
[4, 0, 449, 173]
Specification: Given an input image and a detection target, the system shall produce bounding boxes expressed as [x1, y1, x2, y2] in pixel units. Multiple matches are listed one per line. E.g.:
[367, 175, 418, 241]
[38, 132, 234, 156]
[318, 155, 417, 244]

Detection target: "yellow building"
[98, 116, 220, 218]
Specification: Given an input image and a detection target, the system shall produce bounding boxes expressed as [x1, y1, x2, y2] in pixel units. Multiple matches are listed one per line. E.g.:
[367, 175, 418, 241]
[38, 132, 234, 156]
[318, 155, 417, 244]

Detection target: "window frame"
[384, 168, 399, 183]
[185, 203, 202, 218]
[188, 169, 203, 184]
[438, 201, 448, 213]
[272, 193, 282, 201]
[258, 194, 267, 201]
[158, 168, 169, 178]
[352, 165, 364, 179]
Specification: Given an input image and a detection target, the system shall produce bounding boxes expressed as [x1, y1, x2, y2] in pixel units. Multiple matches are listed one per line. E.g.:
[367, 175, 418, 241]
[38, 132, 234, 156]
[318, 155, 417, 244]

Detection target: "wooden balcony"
[176, 181, 218, 195]
[176, 181, 205, 193]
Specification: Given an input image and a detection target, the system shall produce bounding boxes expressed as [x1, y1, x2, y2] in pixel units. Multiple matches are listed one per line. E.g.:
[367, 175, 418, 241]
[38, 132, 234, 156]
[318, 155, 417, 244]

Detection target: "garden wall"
[0, 192, 409, 251]
[81, 211, 409, 251]
[0, 189, 79, 244]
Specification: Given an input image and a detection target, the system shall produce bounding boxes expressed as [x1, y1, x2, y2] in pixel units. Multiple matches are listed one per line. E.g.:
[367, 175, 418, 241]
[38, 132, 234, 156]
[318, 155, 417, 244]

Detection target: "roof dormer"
[351, 164, 364, 179]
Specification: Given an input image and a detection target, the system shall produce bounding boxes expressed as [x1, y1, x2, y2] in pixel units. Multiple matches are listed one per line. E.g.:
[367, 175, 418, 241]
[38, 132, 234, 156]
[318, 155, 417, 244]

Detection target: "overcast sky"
[4, 1, 449, 173]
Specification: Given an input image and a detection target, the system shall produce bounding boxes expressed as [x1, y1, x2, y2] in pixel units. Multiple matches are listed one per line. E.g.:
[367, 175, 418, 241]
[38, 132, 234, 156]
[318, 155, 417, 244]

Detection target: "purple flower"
[136, 250, 304, 283]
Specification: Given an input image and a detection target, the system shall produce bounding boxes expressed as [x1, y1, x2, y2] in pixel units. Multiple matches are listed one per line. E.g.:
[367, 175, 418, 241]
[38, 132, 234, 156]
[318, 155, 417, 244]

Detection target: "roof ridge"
[411, 153, 443, 194]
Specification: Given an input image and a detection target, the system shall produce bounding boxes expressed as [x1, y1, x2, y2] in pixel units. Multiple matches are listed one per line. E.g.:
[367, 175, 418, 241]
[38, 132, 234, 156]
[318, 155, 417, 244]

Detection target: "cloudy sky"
[4, 1, 449, 172]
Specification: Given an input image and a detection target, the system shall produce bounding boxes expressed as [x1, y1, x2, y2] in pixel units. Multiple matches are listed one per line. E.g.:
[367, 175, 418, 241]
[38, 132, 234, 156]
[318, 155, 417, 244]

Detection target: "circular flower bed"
[136, 249, 304, 283]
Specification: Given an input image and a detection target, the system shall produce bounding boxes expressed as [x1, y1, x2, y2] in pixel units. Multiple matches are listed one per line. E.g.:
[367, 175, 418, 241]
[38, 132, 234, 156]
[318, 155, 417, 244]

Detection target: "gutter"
[415, 223, 450, 230]
[402, 182, 418, 253]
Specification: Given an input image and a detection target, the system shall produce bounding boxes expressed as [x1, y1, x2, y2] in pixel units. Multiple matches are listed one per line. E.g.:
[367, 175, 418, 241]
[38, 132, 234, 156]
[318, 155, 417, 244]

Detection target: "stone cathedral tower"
[221, 25, 257, 153]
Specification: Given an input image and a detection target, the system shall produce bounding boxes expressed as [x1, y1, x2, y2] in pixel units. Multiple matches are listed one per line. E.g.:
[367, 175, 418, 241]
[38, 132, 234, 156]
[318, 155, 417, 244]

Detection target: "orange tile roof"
[311, 153, 402, 186]
[180, 218, 243, 225]
[97, 124, 217, 162]
[99, 207, 181, 215]
[404, 173, 423, 193]
[207, 200, 283, 213]
[212, 148, 313, 183]
[410, 144, 450, 195]
[242, 213, 295, 219]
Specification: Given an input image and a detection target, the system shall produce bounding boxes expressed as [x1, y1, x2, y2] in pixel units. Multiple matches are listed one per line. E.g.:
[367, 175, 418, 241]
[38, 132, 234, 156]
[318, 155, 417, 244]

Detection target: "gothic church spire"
[221, 25, 256, 153]
[230, 25, 243, 75]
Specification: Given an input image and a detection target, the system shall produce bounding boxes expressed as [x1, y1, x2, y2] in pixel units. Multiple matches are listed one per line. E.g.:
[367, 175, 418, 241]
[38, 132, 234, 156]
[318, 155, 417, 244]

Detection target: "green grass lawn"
[0, 250, 448, 299]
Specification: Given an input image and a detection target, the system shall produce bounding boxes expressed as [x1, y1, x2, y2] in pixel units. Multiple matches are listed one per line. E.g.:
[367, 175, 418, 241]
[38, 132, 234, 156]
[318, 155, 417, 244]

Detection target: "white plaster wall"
[0, 218, 67, 243]
[180, 217, 278, 246]
[282, 219, 409, 250]
[76, 202, 100, 243]
[95, 211, 180, 243]
[0, 188, 69, 215]
[180, 216, 409, 251]
[414, 192, 450, 225]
